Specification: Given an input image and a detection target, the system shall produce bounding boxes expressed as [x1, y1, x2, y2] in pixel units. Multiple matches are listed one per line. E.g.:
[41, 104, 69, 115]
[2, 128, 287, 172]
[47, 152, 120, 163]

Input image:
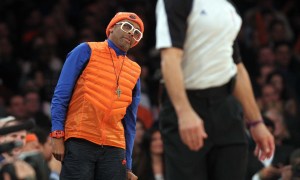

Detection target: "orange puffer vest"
[64, 41, 141, 149]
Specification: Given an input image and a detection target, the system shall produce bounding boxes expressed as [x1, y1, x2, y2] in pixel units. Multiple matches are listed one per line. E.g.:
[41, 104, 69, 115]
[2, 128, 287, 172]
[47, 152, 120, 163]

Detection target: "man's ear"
[109, 27, 114, 34]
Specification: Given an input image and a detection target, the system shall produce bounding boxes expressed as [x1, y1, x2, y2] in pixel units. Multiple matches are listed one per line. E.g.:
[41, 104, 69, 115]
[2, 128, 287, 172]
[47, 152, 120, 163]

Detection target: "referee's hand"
[178, 108, 208, 151]
[250, 123, 275, 161]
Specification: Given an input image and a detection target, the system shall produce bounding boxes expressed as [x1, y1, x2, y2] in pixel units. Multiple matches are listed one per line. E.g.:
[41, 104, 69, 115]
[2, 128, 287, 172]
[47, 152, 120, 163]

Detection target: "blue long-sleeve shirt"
[51, 39, 140, 169]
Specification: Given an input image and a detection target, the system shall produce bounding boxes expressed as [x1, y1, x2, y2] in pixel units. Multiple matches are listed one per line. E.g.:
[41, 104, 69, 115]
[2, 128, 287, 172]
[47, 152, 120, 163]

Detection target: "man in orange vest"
[50, 12, 144, 180]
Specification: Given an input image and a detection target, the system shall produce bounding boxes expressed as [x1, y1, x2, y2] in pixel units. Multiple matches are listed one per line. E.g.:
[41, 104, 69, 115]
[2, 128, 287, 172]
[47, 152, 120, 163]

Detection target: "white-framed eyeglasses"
[116, 22, 143, 42]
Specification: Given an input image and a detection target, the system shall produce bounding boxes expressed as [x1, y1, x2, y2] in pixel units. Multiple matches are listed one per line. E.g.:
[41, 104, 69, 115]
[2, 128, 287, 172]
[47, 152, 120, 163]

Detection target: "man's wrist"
[49, 130, 65, 138]
[246, 120, 263, 129]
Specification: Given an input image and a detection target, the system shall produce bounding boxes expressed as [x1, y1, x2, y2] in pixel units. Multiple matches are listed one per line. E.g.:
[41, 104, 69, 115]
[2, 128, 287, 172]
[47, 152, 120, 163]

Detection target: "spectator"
[135, 123, 164, 180]
[51, 12, 144, 180]
[0, 120, 27, 163]
[6, 95, 27, 121]
[24, 90, 51, 132]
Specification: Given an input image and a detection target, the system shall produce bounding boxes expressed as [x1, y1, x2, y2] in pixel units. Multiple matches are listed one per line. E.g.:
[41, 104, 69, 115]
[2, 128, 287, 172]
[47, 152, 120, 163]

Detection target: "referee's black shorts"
[159, 78, 248, 180]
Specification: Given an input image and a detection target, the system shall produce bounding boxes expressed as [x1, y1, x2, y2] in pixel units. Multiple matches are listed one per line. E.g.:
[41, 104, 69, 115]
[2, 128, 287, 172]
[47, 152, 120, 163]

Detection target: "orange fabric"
[64, 41, 141, 149]
[137, 105, 153, 129]
[26, 133, 38, 143]
[106, 12, 144, 47]
[255, 12, 268, 46]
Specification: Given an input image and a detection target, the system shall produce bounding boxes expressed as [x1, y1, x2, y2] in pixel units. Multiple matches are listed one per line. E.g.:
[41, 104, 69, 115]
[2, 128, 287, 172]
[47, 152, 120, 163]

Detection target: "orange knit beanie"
[106, 12, 144, 47]
[26, 133, 38, 143]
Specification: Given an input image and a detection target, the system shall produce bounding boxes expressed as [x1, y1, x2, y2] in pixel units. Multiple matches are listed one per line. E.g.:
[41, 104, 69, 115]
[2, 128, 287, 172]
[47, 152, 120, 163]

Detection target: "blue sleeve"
[123, 78, 141, 169]
[51, 43, 91, 131]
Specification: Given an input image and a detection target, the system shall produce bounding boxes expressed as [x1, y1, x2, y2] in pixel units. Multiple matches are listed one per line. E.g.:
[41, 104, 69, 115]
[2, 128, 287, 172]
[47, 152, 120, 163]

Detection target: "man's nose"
[127, 29, 134, 35]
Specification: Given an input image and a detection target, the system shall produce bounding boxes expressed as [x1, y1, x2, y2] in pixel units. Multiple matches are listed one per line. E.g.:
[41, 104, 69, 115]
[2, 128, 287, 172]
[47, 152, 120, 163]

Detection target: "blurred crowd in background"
[0, 0, 300, 179]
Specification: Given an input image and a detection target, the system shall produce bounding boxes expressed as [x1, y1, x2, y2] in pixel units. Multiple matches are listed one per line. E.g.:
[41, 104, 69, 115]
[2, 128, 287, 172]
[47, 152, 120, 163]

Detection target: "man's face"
[9, 95, 26, 119]
[109, 20, 141, 51]
[3, 130, 26, 158]
[275, 45, 291, 67]
[4, 131, 26, 145]
[0, 121, 26, 158]
[24, 92, 40, 114]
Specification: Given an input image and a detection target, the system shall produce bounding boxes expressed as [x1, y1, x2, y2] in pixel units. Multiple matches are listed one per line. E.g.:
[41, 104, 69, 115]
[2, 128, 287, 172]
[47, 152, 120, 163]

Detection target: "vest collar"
[107, 39, 126, 56]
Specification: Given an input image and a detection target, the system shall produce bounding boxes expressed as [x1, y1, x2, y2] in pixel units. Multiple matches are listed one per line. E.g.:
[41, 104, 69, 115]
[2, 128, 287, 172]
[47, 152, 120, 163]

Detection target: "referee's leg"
[207, 144, 248, 180]
[159, 98, 211, 180]
[162, 128, 211, 180]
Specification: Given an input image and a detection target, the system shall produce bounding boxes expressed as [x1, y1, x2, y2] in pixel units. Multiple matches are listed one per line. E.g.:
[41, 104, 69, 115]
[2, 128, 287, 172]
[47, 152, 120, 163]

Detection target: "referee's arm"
[232, 41, 275, 161]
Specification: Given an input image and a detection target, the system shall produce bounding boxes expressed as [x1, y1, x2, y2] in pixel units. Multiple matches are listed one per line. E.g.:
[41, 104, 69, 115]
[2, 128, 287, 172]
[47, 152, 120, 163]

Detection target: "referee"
[155, 0, 275, 179]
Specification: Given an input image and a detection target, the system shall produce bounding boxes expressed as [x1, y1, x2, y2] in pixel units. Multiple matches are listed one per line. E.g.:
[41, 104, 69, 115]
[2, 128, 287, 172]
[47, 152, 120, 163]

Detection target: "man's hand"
[258, 166, 281, 179]
[281, 165, 292, 180]
[51, 138, 65, 161]
[14, 160, 36, 179]
[250, 123, 275, 161]
[178, 109, 208, 151]
[127, 170, 138, 180]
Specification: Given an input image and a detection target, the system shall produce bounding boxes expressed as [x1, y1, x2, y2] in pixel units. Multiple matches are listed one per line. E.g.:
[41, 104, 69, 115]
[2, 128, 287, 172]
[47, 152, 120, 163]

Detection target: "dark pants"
[159, 80, 248, 180]
[60, 138, 126, 180]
